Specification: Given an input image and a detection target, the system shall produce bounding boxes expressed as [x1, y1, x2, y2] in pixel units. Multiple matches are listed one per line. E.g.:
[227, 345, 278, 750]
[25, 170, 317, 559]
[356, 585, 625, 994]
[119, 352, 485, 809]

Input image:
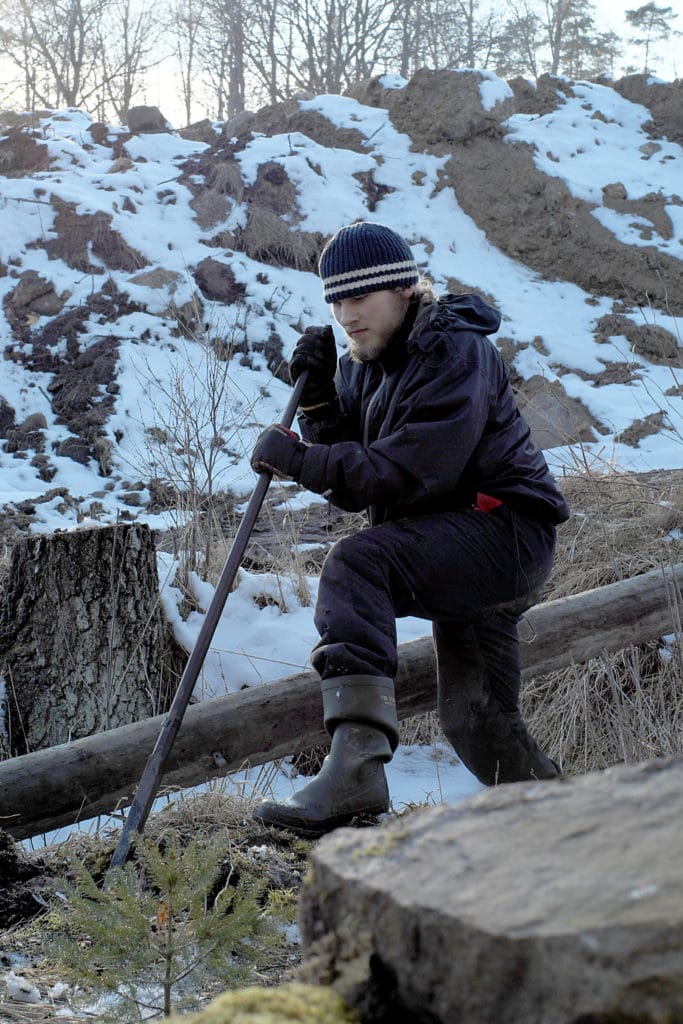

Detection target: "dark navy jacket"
[296, 293, 570, 527]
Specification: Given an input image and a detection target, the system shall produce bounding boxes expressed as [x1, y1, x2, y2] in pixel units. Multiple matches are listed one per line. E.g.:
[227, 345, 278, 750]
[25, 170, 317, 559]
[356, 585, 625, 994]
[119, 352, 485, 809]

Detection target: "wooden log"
[1, 563, 681, 840]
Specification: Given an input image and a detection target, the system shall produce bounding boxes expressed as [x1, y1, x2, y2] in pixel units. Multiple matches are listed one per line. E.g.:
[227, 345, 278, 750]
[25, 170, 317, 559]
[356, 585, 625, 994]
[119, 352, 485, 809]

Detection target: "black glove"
[289, 325, 337, 410]
[251, 424, 307, 480]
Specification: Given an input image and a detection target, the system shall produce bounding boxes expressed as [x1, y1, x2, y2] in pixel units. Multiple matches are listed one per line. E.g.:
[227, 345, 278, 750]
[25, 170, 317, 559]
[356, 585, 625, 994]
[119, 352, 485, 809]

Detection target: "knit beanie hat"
[318, 221, 419, 304]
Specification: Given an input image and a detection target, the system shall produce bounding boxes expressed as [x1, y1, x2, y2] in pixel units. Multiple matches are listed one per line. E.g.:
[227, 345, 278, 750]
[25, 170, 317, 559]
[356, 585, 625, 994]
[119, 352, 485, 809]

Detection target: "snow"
[477, 69, 514, 110]
[504, 79, 683, 258]
[5, 971, 42, 1003]
[1, 73, 681, 847]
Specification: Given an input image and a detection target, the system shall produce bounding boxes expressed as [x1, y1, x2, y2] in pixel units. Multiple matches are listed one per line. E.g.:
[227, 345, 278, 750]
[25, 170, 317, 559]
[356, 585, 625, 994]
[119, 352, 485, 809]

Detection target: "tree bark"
[0, 562, 681, 840]
[0, 523, 167, 755]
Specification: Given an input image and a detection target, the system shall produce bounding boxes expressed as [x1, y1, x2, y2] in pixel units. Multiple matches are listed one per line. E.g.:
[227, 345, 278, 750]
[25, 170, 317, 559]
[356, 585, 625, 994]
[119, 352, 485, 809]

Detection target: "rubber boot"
[435, 623, 559, 785]
[253, 675, 398, 837]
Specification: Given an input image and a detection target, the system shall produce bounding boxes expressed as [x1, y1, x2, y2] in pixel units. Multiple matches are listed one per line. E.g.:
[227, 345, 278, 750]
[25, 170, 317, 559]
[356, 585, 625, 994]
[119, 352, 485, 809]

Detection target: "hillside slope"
[0, 69, 682, 539]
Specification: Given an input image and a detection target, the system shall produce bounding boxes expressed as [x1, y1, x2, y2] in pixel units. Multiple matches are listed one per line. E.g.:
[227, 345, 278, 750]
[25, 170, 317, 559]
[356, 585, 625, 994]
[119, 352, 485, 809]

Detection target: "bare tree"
[452, 0, 504, 67]
[245, 0, 400, 98]
[97, 0, 161, 122]
[0, 8, 36, 110]
[562, 13, 621, 78]
[495, 0, 544, 78]
[169, 0, 202, 125]
[543, 0, 575, 74]
[0, 0, 110, 109]
[198, 0, 246, 118]
[241, 0, 293, 104]
[499, 0, 608, 78]
[386, 0, 502, 79]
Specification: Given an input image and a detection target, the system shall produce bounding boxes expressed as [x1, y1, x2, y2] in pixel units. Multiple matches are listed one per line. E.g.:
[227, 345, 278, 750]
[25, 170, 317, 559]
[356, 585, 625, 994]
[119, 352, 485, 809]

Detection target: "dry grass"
[546, 467, 683, 598]
[243, 207, 321, 272]
[520, 467, 683, 775]
[523, 643, 683, 775]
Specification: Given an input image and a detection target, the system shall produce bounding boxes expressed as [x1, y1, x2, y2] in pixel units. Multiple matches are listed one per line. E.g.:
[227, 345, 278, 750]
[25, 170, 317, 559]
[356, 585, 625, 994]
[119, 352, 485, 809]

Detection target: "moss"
[167, 982, 360, 1023]
[351, 831, 405, 859]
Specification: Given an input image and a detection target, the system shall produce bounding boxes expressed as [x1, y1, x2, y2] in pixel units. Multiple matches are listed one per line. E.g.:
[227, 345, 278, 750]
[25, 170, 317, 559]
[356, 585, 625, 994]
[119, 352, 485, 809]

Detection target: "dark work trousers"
[312, 504, 559, 785]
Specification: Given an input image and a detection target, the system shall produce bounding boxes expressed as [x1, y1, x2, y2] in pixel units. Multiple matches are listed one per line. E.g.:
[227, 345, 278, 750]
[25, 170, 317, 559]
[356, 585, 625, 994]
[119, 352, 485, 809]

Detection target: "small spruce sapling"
[50, 829, 289, 1019]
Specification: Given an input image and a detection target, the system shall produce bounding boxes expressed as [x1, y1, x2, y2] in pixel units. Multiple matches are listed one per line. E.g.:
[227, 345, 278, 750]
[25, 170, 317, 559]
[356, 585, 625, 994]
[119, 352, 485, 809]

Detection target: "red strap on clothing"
[272, 423, 300, 440]
[475, 492, 503, 513]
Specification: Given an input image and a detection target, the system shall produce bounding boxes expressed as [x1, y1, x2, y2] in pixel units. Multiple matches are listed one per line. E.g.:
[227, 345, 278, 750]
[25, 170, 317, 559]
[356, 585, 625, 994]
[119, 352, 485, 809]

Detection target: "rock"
[299, 757, 683, 1024]
[126, 105, 173, 134]
[18, 412, 47, 433]
[602, 181, 627, 200]
[129, 267, 183, 291]
[5, 269, 67, 318]
[193, 256, 247, 304]
[515, 375, 599, 449]
[179, 117, 220, 143]
[0, 396, 16, 436]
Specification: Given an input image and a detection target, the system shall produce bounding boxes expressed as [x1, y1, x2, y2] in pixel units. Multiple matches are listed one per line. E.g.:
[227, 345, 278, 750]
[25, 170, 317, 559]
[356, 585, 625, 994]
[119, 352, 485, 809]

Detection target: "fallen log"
[1, 563, 681, 840]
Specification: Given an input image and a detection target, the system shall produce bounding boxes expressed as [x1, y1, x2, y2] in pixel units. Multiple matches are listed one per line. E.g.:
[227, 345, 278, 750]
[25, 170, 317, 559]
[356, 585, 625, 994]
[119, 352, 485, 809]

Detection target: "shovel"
[110, 372, 308, 870]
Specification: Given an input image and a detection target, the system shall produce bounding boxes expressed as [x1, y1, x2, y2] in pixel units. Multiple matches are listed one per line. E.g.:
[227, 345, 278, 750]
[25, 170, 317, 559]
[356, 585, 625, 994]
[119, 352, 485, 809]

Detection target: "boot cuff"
[322, 675, 399, 751]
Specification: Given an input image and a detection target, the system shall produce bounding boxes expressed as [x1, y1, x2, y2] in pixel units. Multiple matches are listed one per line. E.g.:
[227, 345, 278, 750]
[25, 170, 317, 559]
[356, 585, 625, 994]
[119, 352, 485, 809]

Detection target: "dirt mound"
[0, 128, 51, 175]
[614, 73, 683, 145]
[42, 197, 146, 274]
[3, 279, 144, 473]
[384, 69, 683, 316]
[388, 67, 515, 149]
[229, 100, 366, 154]
[179, 70, 681, 312]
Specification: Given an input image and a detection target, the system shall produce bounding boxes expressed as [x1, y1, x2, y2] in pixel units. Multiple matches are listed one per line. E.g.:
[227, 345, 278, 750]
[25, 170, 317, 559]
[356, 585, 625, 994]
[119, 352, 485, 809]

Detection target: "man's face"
[332, 287, 413, 362]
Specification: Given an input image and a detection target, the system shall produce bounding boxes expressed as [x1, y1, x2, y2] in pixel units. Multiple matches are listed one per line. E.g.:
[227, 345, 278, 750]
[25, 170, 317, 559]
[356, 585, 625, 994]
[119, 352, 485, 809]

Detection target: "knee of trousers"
[320, 532, 388, 589]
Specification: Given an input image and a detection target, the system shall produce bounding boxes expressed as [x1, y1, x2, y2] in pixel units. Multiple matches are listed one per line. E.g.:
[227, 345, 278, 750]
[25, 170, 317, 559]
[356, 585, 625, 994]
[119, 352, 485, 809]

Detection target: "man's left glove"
[251, 424, 308, 481]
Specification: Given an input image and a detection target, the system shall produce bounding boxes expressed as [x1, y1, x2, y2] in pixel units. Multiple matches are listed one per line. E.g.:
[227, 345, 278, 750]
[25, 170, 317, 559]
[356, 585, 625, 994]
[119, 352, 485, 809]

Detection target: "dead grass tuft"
[523, 642, 683, 775]
[243, 207, 322, 272]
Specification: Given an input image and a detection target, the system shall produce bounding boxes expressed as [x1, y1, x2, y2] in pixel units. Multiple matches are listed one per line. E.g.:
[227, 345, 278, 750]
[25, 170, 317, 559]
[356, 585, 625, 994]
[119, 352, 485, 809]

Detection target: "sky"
[0, 70, 682, 847]
[593, 0, 682, 79]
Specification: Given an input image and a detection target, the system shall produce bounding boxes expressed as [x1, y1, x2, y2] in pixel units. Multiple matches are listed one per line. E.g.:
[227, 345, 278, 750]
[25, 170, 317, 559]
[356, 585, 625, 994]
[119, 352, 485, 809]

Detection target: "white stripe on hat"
[322, 259, 417, 287]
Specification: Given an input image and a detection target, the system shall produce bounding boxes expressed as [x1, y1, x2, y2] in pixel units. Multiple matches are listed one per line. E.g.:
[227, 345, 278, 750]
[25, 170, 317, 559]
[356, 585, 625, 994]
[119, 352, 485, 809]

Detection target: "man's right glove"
[251, 424, 307, 480]
[289, 325, 337, 411]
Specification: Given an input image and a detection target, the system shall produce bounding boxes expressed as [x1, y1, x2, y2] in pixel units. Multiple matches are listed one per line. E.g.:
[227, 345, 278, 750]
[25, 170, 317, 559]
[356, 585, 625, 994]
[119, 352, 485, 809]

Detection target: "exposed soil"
[381, 69, 683, 316]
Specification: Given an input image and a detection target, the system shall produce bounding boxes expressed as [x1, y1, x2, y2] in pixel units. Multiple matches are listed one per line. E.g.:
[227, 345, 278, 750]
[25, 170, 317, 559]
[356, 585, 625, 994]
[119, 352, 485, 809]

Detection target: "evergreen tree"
[50, 830, 291, 1018]
[625, 2, 678, 73]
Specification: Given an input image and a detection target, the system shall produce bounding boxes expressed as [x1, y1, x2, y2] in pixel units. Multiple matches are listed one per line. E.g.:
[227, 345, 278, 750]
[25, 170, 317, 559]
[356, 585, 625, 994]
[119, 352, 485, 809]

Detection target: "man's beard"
[348, 334, 390, 363]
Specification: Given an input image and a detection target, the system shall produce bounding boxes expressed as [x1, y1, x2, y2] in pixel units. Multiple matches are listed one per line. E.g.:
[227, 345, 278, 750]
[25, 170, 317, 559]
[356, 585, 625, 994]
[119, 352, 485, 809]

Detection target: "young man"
[250, 221, 570, 836]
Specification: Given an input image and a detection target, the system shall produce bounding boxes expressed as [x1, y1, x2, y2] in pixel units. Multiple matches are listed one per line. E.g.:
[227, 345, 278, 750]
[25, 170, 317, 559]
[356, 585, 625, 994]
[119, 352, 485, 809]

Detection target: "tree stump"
[0, 523, 167, 755]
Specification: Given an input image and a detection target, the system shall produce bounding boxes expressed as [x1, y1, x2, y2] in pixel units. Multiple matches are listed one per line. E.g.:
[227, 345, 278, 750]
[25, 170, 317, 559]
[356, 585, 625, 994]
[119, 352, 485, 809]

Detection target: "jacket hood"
[414, 292, 501, 337]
